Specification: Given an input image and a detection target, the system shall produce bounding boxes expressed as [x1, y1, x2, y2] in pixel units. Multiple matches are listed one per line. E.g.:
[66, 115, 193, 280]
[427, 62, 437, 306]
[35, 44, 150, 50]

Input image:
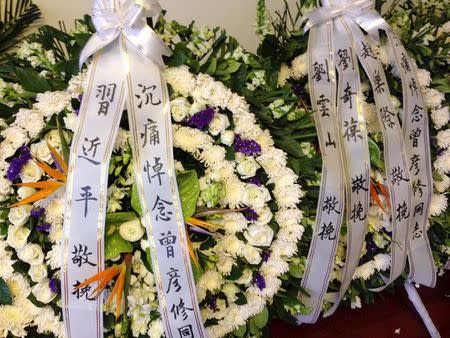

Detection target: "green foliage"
[176, 170, 200, 219]
[0, 277, 12, 305]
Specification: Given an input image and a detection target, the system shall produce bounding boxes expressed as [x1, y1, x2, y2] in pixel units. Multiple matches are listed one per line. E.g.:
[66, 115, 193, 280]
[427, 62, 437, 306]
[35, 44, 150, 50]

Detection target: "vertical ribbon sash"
[61, 1, 206, 337]
[296, 0, 435, 323]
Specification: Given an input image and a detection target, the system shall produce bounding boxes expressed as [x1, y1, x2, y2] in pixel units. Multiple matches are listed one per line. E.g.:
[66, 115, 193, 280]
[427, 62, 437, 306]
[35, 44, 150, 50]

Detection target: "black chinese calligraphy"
[318, 222, 337, 241]
[322, 195, 340, 215]
[411, 104, 424, 123]
[395, 201, 410, 222]
[412, 179, 426, 198]
[325, 132, 337, 148]
[159, 231, 177, 259]
[72, 244, 96, 267]
[75, 186, 97, 217]
[409, 128, 422, 148]
[167, 267, 182, 293]
[141, 119, 160, 148]
[152, 195, 173, 222]
[312, 60, 330, 82]
[350, 201, 367, 222]
[343, 117, 363, 142]
[337, 48, 352, 70]
[340, 82, 356, 109]
[178, 325, 194, 338]
[409, 78, 419, 97]
[79, 137, 101, 165]
[409, 154, 421, 175]
[144, 157, 165, 186]
[96, 83, 117, 116]
[400, 53, 411, 73]
[72, 280, 95, 301]
[390, 165, 409, 186]
[373, 70, 386, 95]
[379, 106, 396, 129]
[351, 174, 368, 195]
[413, 202, 424, 217]
[360, 42, 377, 59]
[135, 84, 161, 109]
[412, 222, 423, 240]
[317, 95, 331, 117]
[170, 298, 194, 321]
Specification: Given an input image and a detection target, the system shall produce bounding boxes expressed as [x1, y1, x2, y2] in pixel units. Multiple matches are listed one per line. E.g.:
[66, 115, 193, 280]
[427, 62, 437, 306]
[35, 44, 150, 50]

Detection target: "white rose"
[237, 157, 261, 179]
[20, 161, 44, 183]
[18, 243, 45, 265]
[243, 245, 262, 265]
[220, 130, 235, 146]
[254, 206, 273, 225]
[31, 141, 53, 163]
[63, 112, 79, 133]
[148, 319, 164, 338]
[44, 129, 71, 149]
[208, 114, 230, 136]
[28, 264, 48, 283]
[7, 225, 31, 249]
[170, 97, 191, 122]
[244, 224, 274, 247]
[8, 205, 32, 226]
[32, 278, 57, 304]
[119, 219, 145, 242]
[17, 186, 37, 200]
[243, 184, 271, 209]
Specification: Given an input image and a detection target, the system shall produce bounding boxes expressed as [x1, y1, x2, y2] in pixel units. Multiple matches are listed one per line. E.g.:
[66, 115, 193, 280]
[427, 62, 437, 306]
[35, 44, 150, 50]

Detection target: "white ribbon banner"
[296, 0, 435, 323]
[61, 1, 206, 337]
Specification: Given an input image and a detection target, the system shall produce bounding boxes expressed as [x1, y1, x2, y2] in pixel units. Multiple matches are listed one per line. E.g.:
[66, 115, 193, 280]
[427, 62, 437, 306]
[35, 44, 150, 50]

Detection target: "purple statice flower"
[253, 272, 266, 290]
[292, 84, 308, 101]
[185, 107, 215, 130]
[206, 295, 218, 311]
[6, 146, 31, 182]
[74, 95, 83, 116]
[367, 239, 377, 254]
[234, 135, 262, 156]
[262, 250, 272, 263]
[244, 208, 259, 222]
[249, 176, 262, 186]
[30, 208, 45, 219]
[49, 278, 60, 294]
[36, 222, 51, 234]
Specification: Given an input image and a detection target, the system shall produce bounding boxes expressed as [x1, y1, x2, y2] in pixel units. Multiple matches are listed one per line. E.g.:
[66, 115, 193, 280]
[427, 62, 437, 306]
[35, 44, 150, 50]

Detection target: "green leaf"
[57, 116, 70, 163]
[204, 57, 217, 75]
[15, 68, 51, 93]
[106, 212, 137, 225]
[176, 170, 200, 219]
[368, 138, 384, 170]
[251, 306, 269, 329]
[131, 185, 143, 217]
[232, 325, 247, 337]
[0, 278, 12, 305]
[215, 60, 241, 76]
[104, 231, 133, 260]
[289, 262, 303, 278]
[275, 138, 303, 157]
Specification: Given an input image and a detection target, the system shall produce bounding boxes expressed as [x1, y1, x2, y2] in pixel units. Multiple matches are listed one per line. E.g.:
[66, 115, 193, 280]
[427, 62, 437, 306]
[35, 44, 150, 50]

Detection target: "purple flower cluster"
[30, 207, 45, 219]
[262, 250, 272, 263]
[36, 222, 51, 234]
[6, 146, 31, 182]
[249, 176, 262, 186]
[244, 208, 259, 222]
[253, 271, 266, 290]
[234, 135, 261, 156]
[367, 238, 378, 254]
[185, 107, 215, 130]
[74, 95, 83, 116]
[292, 84, 308, 101]
[49, 278, 60, 294]
[205, 295, 218, 311]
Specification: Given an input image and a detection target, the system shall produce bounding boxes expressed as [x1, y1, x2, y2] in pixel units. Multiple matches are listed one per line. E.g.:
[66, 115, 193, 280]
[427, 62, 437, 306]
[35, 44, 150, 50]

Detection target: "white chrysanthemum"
[423, 88, 445, 109]
[13, 109, 45, 138]
[165, 66, 197, 97]
[217, 212, 248, 234]
[173, 125, 212, 155]
[197, 270, 223, 302]
[429, 193, 448, 216]
[277, 63, 292, 87]
[63, 112, 79, 133]
[434, 174, 450, 193]
[67, 70, 88, 98]
[273, 185, 303, 208]
[434, 150, 450, 174]
[217, 235, 245, 258]
[430, 106, 450, 129]
[373, 253, 391, 271]
[6, 273, 31, 300]
[353, 261, 375, 280]
[199, 145, 227, 167]
[33, 306, 63, 338]
[0, 303, 34, 338]
[416, 68, 432, 87]
[0, 256, 15, 279]
[221, 179, 245, 208]
[34, 91, 71, 118]
[45, 244, 62, 270]
[437, 129, 450, 149]
[291, 53, 308, 79]
[217, 254, 235, 275]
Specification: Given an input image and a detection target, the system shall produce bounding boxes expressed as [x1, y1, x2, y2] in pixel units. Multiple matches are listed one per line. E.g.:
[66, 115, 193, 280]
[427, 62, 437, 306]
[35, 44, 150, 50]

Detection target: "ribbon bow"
[295, 0, 436, 326]
[62, 1, 205, 337]
[80, 0, 170, 67]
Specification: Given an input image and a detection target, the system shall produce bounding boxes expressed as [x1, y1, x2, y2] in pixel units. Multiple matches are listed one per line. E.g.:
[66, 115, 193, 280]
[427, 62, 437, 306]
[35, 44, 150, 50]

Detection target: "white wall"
[33, 0, 298, 52]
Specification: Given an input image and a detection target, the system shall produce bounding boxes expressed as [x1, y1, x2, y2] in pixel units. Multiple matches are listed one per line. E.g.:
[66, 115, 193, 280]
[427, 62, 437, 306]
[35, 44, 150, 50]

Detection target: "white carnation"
[0, 177, 13, 198]
[13, 109, 45, 138]
[148, 319, 164, 338]
[67, 71, 88, 98]
[170, 97, 191, 122]
[34, 91, 71, 118]
[429, 194, 448, 216]
[63, 112, 79, 133]
[353, 261, 375, 280]
[1, 126, 28, 149]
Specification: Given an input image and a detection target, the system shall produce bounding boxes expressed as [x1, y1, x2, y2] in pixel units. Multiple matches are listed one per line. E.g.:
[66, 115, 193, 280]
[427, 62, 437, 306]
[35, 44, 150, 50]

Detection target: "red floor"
[269, 272, 450, 338]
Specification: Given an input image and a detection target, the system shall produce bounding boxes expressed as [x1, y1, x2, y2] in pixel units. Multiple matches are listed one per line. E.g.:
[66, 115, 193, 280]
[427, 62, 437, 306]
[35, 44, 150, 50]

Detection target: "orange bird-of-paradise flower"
[9, 144, 67, 208]
[370, 179, 391, 214]
[76, 253, 132, 320]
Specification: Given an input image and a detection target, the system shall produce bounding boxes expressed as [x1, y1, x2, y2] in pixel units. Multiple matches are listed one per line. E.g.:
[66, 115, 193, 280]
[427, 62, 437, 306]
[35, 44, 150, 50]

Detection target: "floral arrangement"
[0, 13, 304, 338]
